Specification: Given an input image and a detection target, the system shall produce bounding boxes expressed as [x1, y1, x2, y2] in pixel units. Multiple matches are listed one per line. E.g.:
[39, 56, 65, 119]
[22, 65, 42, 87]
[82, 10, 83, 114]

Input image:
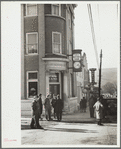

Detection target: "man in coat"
[56, 94, 63, 122]
[83, 97, 87, 112]
[51, 95, 57, 119]
[38, 94, 43, 120]
[80, 99, 83, 112]
[44, 94, 52, 121]
[89, 95, 95, 118]
[30, 95, 43, 129]
[93, 97, 103, 125]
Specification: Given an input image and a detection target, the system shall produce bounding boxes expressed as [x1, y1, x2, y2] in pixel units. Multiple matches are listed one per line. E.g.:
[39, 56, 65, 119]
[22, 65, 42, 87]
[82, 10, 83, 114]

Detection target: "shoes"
[49, 118, 53, 121]
[30, 126, 36, 129]
[37, 125, 44, 129]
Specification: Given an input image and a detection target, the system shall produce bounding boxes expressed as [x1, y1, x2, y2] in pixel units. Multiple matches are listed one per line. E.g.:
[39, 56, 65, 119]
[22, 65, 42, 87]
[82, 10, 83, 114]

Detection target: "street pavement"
[21, 107, 117, 146]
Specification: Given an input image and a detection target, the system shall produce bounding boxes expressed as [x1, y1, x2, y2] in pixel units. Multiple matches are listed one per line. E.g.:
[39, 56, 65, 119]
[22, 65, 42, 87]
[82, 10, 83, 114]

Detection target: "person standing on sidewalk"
[80, 99, 83, 112]
[38, 94, 43, 120]
[44, 94, 52, 121]
[89, 95, 95, 118]
[83, 97, 87, 112]
[56, 94, 63, 122]
[30, 95, 43, 129]
[93, 97, 103, 125]
[51, 95, 57, 119]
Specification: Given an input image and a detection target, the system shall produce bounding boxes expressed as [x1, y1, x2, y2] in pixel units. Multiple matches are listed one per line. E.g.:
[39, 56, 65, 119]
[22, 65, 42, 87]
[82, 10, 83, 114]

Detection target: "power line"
[87, 4, 99, 69]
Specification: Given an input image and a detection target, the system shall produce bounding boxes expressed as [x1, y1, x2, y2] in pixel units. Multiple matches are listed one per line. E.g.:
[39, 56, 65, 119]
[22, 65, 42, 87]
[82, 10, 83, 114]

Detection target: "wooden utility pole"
[99, 50, 102, 97]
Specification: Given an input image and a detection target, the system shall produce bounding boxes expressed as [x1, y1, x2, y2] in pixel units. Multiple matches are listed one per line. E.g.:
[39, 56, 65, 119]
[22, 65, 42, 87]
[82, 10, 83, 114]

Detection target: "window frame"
[52, 32, 62, 54]
[27, 71, 38, 99]
[26, 4, 37, 16]
[26, 32, 38, 55]
[51, 4, 61, 16]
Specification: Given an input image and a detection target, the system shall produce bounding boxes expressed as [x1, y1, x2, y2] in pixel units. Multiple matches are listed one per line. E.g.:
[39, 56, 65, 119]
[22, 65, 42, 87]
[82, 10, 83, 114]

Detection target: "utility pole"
[99, 50, 102, 97]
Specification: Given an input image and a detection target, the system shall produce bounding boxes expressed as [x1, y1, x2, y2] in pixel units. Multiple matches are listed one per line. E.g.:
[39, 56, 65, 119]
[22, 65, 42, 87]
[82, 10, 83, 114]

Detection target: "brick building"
[21, 4, 89, 113]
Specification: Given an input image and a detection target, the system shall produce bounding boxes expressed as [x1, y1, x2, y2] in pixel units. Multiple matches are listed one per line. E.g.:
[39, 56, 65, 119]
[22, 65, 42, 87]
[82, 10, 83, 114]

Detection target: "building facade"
[76, 52, 90, 104]
[21, 4, 89, 113]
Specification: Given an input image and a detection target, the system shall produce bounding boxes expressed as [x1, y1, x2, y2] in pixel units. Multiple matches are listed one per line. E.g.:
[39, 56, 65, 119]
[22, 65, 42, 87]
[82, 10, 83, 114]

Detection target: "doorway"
[49, 84, 60, 98]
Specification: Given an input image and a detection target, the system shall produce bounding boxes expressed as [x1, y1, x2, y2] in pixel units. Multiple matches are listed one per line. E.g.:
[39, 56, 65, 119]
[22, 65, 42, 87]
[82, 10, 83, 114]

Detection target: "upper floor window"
[26, 4, 37, 16]
[26, 32, 38, 54]
[52, 32, 62, 54]
[52, 4, 61, 16]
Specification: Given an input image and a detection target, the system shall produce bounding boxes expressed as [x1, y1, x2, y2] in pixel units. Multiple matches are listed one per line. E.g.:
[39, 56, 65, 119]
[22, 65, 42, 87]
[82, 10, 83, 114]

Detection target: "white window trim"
[52, 32, 62, 54]
[51, 4, 61, 16]
[26, 32, 38, 55]
[26, 4, 37, 16]
[27, 71, 38, 99]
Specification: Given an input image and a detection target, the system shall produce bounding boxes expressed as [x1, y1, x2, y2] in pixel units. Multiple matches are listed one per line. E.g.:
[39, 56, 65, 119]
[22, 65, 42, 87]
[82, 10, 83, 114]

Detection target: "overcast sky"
[74, 2, 120, 70]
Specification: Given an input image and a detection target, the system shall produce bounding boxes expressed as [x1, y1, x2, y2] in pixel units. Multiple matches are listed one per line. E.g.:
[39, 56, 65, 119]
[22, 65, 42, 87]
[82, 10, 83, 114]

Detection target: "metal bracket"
[67, 54, 73, 56]
[68, 67, 73, 69]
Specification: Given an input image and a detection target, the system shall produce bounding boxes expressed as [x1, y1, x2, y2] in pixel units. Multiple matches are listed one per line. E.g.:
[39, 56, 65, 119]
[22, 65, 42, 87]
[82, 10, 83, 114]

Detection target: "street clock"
[74, 61, 81, 69]
[72, 50, 82, 72]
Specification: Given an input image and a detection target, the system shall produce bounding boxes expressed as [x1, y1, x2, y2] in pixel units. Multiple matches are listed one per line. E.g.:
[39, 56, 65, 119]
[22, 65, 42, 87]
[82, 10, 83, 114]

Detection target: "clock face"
[74, 62, 81, 69]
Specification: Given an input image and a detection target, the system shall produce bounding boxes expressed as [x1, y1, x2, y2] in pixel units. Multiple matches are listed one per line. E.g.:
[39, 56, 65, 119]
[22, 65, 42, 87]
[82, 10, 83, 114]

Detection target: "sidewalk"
[21, 106, 96, 124]
[62, 107, 96, 123]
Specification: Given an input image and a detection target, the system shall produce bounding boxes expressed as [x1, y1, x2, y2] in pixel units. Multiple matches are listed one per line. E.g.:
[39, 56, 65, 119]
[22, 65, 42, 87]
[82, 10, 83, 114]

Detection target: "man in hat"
[44, 94, 52, 121]
[89, 95, 95, 118]
[38, 94, 43, 119]
[51, 95, 57, 119]
[93, 97, 103, 125]
[56, 94, 63, 122]
[30, 95, 44, 129]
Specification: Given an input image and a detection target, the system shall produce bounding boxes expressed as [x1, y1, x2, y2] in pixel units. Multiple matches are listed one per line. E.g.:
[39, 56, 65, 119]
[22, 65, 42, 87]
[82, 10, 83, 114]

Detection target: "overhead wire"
[87, 4, 99, 69]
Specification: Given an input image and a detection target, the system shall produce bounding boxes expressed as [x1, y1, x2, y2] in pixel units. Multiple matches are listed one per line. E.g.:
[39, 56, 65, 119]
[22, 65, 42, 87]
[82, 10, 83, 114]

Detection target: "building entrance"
[49, 84, 60, 98]
[49, 72, 61, 98]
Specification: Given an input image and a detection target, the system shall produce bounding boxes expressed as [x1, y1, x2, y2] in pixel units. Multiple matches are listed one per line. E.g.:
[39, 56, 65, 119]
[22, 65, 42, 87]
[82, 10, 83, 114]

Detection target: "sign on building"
[72, 50, 82, 72]
[89, 68, 96, 84]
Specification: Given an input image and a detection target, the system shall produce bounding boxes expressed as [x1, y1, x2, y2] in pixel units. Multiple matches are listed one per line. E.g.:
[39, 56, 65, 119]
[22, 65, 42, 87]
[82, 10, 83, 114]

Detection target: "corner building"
[21, 4, 79, 113]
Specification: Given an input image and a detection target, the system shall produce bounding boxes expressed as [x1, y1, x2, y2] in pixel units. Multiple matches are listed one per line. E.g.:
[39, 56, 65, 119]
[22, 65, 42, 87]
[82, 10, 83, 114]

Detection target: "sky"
[74, 2, 120, 70]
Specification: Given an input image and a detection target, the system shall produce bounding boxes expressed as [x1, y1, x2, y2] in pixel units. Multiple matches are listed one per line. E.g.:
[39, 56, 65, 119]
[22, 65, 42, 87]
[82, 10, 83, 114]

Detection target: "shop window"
[26, 32, 38, 54]
[52, 4, 61, 16]
[52, 32, 62, 54]
[26, 4, 37, 16]
[27, 71, 38, 98]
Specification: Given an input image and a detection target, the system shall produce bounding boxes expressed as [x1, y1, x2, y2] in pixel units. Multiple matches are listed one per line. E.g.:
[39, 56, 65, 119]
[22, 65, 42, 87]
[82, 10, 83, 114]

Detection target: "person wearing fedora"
[56, 94, 63, 122]
[44, 94, 52, 121]
[93, 97, 103, 125]
[30, 95, 44, 129]
[38, 94, 43, 120]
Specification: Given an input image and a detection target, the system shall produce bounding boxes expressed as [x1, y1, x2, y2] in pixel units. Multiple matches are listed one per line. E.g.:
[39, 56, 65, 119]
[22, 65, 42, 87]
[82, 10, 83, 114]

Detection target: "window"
[27, 71, 38, 98]
[52, 32, 61, 54]
[26, 4, 37, 16]
[49, 73, 59, 82]
[26, 32, 38, 54]
[52, 4, 61, 16]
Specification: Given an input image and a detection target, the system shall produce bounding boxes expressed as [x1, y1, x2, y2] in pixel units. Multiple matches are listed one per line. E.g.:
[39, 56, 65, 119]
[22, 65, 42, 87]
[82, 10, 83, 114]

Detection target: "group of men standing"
[44, 94, 63, 122]
[30, 93, 63, 129]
